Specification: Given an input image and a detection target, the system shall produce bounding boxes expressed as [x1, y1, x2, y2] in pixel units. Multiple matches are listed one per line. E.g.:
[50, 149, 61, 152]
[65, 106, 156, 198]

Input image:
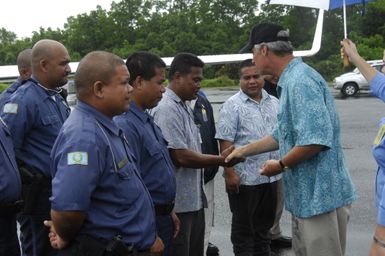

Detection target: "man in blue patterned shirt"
[216, 59, 280, 256]
[227, 22, 356, 256]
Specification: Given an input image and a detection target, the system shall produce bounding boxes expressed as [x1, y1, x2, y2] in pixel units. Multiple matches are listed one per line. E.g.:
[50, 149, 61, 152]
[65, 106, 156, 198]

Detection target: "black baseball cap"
[239, 22, 289, 53]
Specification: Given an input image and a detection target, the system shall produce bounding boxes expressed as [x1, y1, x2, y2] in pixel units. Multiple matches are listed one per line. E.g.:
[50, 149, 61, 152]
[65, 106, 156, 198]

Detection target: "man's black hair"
[238, 59, 254, 77]
[125, 51, 166, 84]
[168, 53, 204, 81]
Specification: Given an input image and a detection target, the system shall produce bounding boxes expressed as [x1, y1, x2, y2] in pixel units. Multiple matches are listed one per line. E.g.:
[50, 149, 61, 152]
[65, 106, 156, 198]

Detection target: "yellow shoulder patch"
[374, 124, 385, 146]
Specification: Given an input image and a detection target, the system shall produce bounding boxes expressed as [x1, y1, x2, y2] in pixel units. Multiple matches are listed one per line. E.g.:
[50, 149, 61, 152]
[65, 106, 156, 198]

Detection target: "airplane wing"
[0, 10, 323, 82]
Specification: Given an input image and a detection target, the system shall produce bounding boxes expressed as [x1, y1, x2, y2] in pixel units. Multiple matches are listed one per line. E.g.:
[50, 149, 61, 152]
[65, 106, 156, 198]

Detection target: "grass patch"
[0, 83, 10, 93]
[201, 76, 237, 88]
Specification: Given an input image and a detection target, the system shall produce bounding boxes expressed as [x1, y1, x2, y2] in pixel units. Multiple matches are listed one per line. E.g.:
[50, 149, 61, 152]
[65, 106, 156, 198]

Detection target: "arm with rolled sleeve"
[153, 103, 228, 168]
[50, 141, 101, 242]
[279, 80, 332, 168]
[1, 95, 35, 153]
[370, 73, 385, 102]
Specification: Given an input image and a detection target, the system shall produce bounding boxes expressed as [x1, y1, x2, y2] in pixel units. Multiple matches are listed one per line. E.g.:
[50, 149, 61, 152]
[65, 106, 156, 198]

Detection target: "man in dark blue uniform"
[0, 117, 22, 256]
[45, 51, 162, 256]
[114, 51, 179, 256]
[1, 39, 71, 256]
[0, 48, 32, 109]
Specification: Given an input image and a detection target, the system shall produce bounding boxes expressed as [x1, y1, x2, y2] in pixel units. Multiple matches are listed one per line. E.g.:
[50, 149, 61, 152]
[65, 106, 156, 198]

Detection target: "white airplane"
[0, 10, 324, 83]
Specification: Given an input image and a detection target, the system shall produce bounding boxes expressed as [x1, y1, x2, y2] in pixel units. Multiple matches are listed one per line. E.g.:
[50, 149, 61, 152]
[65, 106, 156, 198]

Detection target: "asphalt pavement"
[203, 87, 380, 256]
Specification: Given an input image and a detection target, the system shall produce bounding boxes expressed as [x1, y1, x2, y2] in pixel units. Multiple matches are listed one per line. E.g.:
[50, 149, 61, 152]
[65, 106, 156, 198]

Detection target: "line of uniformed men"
[0, 39, 241, 256]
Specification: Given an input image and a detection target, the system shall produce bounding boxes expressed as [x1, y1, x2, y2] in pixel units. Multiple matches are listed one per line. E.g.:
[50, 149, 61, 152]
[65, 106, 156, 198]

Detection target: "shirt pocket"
[144, 138, 164, 161]
[41, 115, 60, 126]
[112, 156, 133, 180]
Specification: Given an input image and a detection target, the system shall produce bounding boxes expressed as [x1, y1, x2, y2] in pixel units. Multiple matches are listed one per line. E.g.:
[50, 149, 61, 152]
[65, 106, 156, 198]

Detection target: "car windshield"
[352, 68, 360, 74]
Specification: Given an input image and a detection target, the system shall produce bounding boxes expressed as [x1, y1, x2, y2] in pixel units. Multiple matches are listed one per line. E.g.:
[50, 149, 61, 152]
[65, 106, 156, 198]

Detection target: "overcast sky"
[1, 0, 120, 39]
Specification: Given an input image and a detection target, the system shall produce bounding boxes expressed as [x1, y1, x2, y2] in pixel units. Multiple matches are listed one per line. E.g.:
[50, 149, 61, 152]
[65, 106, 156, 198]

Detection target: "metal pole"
[343, 0, 347, 38]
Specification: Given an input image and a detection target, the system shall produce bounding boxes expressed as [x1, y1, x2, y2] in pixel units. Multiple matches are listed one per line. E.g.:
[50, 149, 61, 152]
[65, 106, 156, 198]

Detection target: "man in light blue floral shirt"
[216, 59, 281, 256]
[227, 23, 356, 256]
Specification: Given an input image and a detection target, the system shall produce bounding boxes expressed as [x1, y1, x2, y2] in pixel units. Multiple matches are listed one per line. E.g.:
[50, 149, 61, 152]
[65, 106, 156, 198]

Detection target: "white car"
[333, 59, 384, 96]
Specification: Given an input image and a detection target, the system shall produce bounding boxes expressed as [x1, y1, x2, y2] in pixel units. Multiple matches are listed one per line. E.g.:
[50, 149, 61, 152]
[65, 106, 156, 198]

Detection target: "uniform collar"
[128, 102, 148, 123]
[239, 88, 270, 104]
[76, 100, 121, 137]
[30, 76, 63, 97]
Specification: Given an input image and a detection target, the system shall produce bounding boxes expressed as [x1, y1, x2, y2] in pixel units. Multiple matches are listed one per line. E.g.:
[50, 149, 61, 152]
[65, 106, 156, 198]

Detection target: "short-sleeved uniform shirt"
[272, 58, 356, 218]
[1, 77, 70, 176]
[370, 72, 385, 226]
[150, 88, 206, 213]
[50, 101, 156, 250]
[0, 117, 21, 203]
[0, 78, 24, 109]
[114, 102, 176, 205]
[216, 89, 281, 185]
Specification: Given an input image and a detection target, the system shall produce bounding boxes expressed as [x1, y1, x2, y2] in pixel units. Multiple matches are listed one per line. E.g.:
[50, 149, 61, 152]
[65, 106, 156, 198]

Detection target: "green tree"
[64, 6, 117, 57]
[0, 28, 17, 44]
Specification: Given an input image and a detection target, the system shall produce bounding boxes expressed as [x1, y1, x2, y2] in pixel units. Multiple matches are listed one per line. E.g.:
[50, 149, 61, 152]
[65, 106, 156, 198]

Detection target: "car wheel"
[341, 83, 358, 97]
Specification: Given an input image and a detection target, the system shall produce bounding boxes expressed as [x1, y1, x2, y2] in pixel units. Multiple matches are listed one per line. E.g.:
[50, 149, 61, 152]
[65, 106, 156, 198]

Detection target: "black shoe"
[207, 242, 219, 256]
[270, 235, 292, 248]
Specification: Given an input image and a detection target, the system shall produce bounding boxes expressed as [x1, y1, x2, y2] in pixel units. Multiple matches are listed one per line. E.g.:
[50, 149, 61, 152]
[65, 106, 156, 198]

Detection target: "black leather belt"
[73, 234, 151, 256]
[154, 202, 175, 216]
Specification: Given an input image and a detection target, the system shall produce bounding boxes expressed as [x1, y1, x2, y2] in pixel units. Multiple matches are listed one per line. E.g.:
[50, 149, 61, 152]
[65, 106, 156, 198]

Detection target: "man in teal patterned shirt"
[227, 22, 356, 256]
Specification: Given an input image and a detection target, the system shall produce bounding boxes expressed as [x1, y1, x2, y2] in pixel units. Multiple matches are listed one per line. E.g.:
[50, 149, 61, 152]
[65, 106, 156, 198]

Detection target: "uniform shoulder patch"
[3, 103, 18, 114]
[67, 152, 88, 165]
[374, 124, 385, 146]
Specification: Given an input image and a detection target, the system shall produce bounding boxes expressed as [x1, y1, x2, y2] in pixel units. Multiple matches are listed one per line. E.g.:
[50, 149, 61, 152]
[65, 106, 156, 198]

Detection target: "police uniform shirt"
[1, 77, 70, 177]
[114, 102, 176, 205]
[0, 78, 24, 109]
[50, 101, 156, 250]
[0, 117, 21, 203]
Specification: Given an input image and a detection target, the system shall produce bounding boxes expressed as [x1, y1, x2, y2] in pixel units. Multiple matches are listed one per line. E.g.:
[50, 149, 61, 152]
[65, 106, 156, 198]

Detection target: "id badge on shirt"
[198, 130, 203, 144]
[202, 108, 208, 122]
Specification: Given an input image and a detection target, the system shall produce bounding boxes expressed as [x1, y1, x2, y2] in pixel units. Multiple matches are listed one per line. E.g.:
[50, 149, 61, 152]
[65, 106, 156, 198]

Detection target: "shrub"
[201, 76, 237, 88]
[0, 84, 10, 93]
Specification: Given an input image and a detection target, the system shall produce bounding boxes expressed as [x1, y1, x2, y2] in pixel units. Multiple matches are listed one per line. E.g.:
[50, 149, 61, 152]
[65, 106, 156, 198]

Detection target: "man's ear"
[40, 59, 49, 73]
[93, 81, 105, 98]
[261, 45, 269, 57]
[19, 67, 32, 80]
[133, 76, 143, 89]
[173, 72, 182, 83]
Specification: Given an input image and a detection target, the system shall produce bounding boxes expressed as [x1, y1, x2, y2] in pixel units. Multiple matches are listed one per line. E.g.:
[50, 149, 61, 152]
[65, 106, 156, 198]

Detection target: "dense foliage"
[1, 0, 384, 81]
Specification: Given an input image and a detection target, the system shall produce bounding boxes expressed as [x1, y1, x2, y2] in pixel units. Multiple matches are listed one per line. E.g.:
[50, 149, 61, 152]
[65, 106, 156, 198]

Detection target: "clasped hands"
[224, 147, 283, 177]
[220, 145, 245, 167]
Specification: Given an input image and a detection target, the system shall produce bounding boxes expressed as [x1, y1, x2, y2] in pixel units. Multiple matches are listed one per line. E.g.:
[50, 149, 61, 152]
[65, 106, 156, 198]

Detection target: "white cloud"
[0, 0, 119, 39]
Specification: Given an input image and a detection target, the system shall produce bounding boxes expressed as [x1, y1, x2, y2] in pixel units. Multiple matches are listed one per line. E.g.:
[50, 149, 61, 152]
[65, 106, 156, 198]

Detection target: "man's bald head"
[75, 51, 125, 99]
[32, 39, 67, 70]
[16, 49, 32, 81]
[30, 39, 71, 88]
[17, 49, 32, 69]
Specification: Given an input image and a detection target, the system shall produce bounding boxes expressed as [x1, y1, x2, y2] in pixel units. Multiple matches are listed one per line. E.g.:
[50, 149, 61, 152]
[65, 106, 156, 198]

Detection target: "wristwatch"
[279, 160, 289, 172]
